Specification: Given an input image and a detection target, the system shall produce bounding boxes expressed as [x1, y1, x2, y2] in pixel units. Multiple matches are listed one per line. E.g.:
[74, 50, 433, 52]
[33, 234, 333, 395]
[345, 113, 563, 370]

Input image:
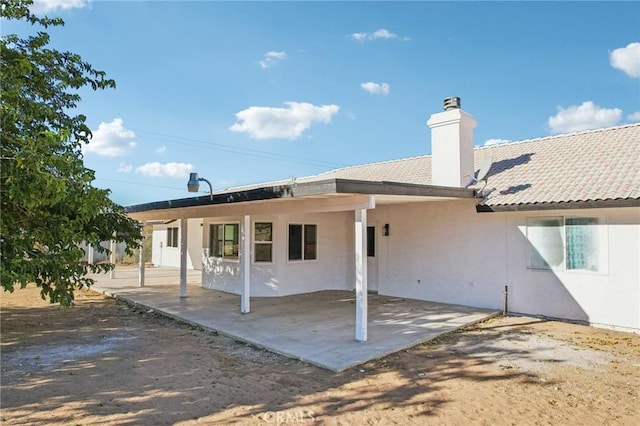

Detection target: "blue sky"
[5, 0, 640, 206]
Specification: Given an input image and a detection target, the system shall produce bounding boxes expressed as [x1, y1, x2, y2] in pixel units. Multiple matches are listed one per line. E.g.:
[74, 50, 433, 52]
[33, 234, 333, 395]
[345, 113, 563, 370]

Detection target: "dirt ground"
[1, 285, 639, 426]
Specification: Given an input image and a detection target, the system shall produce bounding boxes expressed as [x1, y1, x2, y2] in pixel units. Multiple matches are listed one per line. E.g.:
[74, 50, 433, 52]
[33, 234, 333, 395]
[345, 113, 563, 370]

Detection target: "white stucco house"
[127, 98, 640, 337]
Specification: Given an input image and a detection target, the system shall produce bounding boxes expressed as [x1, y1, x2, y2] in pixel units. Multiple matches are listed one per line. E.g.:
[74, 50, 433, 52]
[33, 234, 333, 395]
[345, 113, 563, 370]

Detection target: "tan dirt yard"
[1, 285, 639, 425]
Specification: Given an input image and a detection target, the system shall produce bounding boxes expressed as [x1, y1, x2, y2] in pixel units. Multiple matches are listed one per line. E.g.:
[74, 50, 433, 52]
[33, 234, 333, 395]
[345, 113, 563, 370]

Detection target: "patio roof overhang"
[125, 178, 478, 221]
[124, 178, 478, 342]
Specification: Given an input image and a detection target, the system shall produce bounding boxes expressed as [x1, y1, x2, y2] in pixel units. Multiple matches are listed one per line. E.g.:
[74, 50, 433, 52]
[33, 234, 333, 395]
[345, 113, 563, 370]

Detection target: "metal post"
[503, 285, 509, 316]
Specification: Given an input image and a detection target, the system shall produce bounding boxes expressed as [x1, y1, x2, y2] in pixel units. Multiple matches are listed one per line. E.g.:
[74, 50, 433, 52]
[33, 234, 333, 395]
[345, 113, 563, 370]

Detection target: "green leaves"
[0, 0, 142, 306]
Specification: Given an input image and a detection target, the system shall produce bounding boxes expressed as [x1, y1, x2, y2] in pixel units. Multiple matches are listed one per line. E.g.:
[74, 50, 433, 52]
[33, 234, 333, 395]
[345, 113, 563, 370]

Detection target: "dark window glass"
[304, 224, 317, 260]
[209, 224, 220, 257]
[255, 243, 272, 262]
[209, 224, 238, 259]
[254, 222, 272, 242]
[254, 222, 273, 262]
[167, 227, 178, 248]
[224, 224, 239, 259]
[367, 226, 375, 257]
[288, 224, 302, 260]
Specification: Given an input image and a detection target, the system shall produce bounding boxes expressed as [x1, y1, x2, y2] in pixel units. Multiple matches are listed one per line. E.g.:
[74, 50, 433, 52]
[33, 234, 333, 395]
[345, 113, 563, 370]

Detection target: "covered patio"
[91, 267, 499, 372]
[126, 178, 482, 345]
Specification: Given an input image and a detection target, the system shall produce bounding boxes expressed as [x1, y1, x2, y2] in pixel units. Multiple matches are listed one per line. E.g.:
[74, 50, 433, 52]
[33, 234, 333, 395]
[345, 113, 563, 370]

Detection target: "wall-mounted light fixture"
[382, 224, 390, 236]
[187, 172, 213, 200]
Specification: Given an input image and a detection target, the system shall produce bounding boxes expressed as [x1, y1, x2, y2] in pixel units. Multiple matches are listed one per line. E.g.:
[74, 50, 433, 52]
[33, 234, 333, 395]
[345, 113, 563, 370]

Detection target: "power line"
[86, 121, 347, 170]
[133, 128, 345, 169]
[94, 177, 197, 193]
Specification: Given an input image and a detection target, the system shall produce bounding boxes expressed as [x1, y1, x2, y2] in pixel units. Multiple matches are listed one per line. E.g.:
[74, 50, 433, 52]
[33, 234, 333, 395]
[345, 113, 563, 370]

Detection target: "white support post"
[87, 245, 94, 265]
[241, 215, 251, 313]
[179, 218, 188, 298]
[355, 208, 368, 342]
[109, 239, 116, 279]
[138, 233, 145, 287]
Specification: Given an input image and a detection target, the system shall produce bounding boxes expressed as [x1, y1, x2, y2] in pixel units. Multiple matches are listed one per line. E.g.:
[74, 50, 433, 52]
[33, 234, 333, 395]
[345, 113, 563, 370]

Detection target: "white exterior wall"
[370, 200, 509, 309]
[370, 201, 639, 332]
[202, 211, 354, 297]
[151, 219, 203, 270]
[190, 199, 637, 332]
[505, 207, 639, 332]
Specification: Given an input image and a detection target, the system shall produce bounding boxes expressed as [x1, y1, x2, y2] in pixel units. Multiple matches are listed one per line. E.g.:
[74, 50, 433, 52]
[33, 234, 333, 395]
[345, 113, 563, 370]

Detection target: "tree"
[1, 0, 142, 306]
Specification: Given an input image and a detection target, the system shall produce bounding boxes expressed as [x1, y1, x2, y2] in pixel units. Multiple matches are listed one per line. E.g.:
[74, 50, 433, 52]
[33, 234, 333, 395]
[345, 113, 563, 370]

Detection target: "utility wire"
[132, 128, 345, 169]
[85, 121, 347, 170]
[95, 177, 195, 193]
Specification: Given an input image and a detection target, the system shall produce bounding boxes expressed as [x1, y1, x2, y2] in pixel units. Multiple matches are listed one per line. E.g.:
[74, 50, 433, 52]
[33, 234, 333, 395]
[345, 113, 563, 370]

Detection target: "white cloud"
[135, 162, 193, 178]
[349, 28, 409, 42]
[484, 138, 511, 146]
[548, 101, 622, 134]
[84, 118, 136, 157]
[360, 82, 390, 95]
[117, 162, 133, 173]
[155, 144, 167, 155]
[229, 102, 340, 140]
[30, 0, 90, 14]
[259, 51, 287, 69]
[610, 42, 640, 78]
[627, 111, 640, 122]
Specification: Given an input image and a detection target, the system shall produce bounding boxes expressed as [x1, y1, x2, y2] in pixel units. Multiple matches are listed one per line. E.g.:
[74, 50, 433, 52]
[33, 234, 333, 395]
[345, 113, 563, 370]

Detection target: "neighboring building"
[151, 218, 203, 270]
[80, 241, 127, 264]
[129, 98, 640, 334]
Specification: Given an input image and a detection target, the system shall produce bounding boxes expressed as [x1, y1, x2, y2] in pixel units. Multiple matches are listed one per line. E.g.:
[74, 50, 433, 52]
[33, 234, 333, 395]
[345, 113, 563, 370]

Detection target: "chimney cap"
[444, 96, 461, 111]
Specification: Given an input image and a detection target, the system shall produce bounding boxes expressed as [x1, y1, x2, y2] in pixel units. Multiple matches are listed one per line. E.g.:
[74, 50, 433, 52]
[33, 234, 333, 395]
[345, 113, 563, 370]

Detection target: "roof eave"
[294, 178, 477, 198]
[477, 198, 640, 213]
[125, 178, 477, 215]
[125, 185, 294, 214]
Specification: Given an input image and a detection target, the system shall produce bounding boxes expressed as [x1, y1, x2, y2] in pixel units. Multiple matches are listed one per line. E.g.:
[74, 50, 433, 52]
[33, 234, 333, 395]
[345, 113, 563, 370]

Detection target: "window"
[288, 224, 317, 261]
[167, 227, 179, 248]
[566, 218, 599, 271]
[209, 223, 239, 260]
[367, 226, 375, 257]
[254, 222, 273, 263]
[527, 216, 605, 272]
[527, 218, 564, 269]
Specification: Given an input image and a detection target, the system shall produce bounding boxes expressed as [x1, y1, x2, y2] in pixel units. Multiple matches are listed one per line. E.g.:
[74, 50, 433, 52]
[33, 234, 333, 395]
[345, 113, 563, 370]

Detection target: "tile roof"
[472, 123, 640, 207]
[221, 123, 640, 208]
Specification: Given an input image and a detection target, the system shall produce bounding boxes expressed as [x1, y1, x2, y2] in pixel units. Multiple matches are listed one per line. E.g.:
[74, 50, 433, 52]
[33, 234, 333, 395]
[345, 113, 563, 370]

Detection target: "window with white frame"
[167, 227, 179, 248]
[254, 222, 273, 263]
[209, 223, 239, 260]
[288, 224, 317, 261]
[526, 216, 606, 272]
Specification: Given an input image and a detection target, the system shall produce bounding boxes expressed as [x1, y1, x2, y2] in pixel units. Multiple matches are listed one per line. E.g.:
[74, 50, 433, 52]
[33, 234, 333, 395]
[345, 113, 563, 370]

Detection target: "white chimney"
[427, 97, 477, 187]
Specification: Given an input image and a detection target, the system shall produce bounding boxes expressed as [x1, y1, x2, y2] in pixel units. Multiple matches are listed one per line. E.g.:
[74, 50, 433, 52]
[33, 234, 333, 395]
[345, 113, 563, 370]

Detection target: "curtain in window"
[527, 218, 564, 269]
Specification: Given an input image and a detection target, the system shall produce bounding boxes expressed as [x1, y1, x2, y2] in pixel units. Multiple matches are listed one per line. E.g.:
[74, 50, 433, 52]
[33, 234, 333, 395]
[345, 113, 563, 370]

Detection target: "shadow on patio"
[91, 267, 500, 372]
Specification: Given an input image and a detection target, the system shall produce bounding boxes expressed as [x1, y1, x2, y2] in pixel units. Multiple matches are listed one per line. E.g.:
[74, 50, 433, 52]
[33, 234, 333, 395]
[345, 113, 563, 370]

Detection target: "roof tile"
[220, 123, 640, 207]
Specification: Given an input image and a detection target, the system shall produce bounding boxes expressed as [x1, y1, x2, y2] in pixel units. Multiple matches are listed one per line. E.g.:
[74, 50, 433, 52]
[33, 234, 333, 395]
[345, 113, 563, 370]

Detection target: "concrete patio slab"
[91, 267, 499, 372]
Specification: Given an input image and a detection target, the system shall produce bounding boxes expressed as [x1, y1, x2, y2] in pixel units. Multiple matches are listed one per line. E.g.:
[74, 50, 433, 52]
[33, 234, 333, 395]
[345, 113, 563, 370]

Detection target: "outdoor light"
[187, 172, 213, 200]
[382, 224, 390, 236]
